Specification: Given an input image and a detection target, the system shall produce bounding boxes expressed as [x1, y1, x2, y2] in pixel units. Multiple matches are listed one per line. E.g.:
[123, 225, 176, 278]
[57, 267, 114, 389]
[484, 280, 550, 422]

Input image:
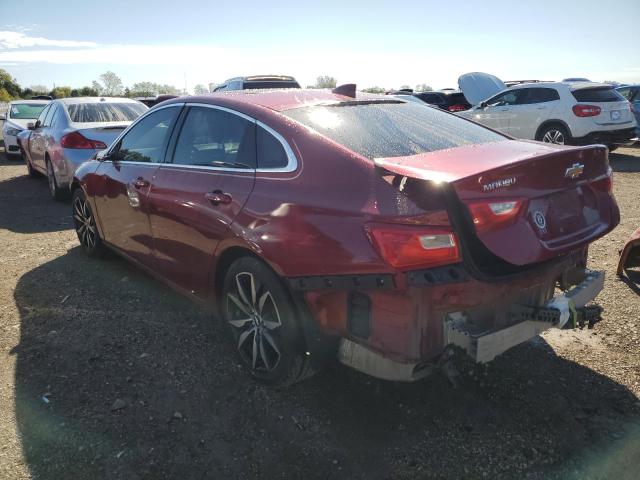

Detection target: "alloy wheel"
[226, 272, 283, 372]
[542, 129, 565, 145]
[73, 195, 97, 251]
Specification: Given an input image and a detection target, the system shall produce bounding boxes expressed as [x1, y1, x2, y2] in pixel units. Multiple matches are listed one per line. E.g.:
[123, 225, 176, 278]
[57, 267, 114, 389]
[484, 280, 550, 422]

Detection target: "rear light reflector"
[61, 131, 107, 149]
[467, 199, 525, 234]
[367, 225, 461, 269]
[572, 104, 601, 117]
[448, 104, 467, 112]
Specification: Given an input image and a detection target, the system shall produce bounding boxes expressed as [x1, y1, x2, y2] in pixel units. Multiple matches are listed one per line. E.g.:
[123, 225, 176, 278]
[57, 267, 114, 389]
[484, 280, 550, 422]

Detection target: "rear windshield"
[67, 102, 148, 123]
[284, 101, 505, 159]
[571, 87, 625, 103]
[9, 103, 47, 119]
[244, 81, 300, 90]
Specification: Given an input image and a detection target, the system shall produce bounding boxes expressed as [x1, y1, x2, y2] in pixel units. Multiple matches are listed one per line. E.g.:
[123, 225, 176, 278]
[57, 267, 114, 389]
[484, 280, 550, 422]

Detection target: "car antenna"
[332, 84, 357, 98]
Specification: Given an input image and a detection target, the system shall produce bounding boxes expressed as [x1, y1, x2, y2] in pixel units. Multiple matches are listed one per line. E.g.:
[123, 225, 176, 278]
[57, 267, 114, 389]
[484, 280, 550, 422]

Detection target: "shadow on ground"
[0, 154, 71, 234]
[11, 248, 640, 479]
[610, 148, 640, 173]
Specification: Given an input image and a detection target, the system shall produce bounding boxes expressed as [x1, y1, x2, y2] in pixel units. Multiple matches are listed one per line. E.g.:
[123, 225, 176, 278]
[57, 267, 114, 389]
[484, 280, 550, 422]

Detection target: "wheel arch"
[535, 119, 572, 141]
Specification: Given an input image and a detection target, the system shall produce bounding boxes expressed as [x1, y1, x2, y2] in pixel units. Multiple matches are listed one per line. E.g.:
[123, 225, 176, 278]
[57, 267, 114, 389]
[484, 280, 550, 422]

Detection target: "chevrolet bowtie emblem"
[565, 163, 584, 179]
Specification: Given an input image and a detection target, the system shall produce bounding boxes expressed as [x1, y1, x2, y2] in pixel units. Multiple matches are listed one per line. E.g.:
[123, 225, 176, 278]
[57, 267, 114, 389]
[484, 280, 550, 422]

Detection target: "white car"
[1, 100, 49, 158]
[457, 72, 637, 150]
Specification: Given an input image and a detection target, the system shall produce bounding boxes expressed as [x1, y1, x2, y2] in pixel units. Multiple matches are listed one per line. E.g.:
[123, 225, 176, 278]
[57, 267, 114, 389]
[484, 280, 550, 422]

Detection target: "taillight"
[572, 104, 601, 117]
[591, 173, 613, 194]
[60, 131, 107, 149]
[448, 104, 467, 112]
[367, 225, 461, 269]
[467, 200, 525, 234]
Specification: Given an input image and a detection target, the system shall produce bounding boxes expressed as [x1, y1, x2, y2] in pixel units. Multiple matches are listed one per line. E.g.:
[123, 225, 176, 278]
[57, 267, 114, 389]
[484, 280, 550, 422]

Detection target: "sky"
[0, 0, 639, 93]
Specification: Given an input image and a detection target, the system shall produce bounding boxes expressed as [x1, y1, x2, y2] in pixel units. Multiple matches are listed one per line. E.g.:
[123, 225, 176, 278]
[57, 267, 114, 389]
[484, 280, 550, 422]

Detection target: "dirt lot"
[0, 148, 639, 480]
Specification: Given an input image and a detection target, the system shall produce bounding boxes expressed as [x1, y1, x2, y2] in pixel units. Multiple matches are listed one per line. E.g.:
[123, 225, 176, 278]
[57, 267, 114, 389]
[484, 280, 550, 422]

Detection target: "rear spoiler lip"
[373, 141, 608, 185]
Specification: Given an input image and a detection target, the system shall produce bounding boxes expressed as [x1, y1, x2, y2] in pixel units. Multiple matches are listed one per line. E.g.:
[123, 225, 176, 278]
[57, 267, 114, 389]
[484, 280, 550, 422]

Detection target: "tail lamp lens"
[447, 104, 467, 112]
[368, 225, 461, 269]
[467, 200, 524, 234]
[591, 175, 613, 194]
[61, 131, 107, 149]
[572, 104, 601, 117]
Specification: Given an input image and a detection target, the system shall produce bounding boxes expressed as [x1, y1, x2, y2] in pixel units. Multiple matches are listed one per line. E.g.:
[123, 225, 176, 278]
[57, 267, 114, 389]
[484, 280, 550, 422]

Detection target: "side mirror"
[479, 101, 488, 109]
[95, 149, 112, 161]
[27, 122, 35, 130]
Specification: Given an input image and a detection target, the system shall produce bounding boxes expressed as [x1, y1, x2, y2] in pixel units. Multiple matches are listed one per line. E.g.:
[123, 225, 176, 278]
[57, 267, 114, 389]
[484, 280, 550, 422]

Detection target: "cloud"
[0, 31, 98, 49]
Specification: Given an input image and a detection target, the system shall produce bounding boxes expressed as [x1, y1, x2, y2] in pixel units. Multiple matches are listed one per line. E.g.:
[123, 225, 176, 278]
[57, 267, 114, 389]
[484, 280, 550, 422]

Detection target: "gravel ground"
[0, 147, 638, 480]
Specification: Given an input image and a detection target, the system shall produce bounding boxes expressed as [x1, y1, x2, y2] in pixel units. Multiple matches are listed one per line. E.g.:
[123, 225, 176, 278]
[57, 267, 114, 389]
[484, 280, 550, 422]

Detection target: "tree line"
[1, 69, 433, 101]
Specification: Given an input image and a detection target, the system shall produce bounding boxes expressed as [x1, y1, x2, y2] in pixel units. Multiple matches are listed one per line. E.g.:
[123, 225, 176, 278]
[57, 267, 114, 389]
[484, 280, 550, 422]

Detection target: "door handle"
[205, 190, 232, 206]
[133, 177, 149, 189]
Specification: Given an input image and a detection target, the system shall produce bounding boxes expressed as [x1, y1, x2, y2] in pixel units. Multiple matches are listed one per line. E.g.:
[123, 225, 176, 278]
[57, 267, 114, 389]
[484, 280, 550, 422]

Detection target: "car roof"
[9, 99, 49, 105]
[57, 97, 143, 105]
[168, 89, 386, 113]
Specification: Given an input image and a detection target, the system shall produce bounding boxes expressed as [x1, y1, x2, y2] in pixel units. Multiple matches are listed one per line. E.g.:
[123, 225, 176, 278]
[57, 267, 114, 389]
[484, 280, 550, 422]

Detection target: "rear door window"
[114, 106, 180, 163]
[171, 106, 256, 168]
[285, 101, 505, 160]
[571, 87, 625, 102]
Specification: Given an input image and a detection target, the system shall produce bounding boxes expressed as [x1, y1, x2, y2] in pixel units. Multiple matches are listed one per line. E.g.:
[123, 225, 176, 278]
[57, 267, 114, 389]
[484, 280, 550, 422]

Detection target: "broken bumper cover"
[445, 270, 605, 363]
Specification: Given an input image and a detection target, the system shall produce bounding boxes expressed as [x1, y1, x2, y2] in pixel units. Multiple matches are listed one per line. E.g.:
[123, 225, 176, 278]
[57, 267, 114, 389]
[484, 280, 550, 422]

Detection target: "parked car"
[1, 100, 49, 158]
[20, 97, 147, 199]
[457, 72, 637, 150]
[388, 94, 430, 105]
[134, 94, 180, 108]
[213, 75, 300, 92]
[71, 88, 618, 385]
[387, 89, 471, 112]
[615, 84, 640, 139]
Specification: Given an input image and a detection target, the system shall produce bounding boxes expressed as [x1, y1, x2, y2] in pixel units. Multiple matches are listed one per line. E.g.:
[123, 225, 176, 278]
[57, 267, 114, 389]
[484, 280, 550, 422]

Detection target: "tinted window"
[285, 101, 505, 159]
[521, 88, 560, 104]
[257, 125, 288, 169]
[486, 90, 523, 107]
[172, 106, 256, 168]
[417, 93, 445, 104]
[9, 103, 47, 119]
[67, 102, 148, 123]
[571, 87, 625, 103]
[243, 81, 300, 90]
[616, 87, 631, 100]
[115, 107, 179, 163]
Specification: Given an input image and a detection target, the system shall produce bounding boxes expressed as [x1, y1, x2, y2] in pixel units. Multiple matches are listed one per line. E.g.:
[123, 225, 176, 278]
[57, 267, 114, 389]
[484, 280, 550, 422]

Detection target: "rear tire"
[221, 256, 315, 386]
[72, 188, 105, 257]
[46, 157, 68, 201]
[537, 124, 570, 145]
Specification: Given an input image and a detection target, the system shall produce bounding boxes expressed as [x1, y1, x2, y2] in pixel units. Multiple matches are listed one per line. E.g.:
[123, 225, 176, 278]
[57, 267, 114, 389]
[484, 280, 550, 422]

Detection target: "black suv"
[213, 75, 300, 92]
[387, 89, 471, 112]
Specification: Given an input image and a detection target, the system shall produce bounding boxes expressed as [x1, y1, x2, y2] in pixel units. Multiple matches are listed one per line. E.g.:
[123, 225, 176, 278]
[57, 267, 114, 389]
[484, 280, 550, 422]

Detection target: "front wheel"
[537, 124, 570, 145]
[221, 256, 314, 386]
[72, 188, 105, 257]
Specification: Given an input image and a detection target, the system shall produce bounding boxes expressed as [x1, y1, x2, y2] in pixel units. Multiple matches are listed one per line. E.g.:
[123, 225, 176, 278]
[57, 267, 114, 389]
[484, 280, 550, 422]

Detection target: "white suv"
[457, 73, 637, 150]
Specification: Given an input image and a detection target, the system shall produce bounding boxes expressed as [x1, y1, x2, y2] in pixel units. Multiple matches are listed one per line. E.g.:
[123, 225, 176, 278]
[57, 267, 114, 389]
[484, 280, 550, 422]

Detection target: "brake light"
[60, 131, 107, 149]
[467, 200, 524, 234]
[367, 225, 461, 269]
[572, 104, 601, 117]
[591, 174, 613, 194]
[448, 104, 467, 112]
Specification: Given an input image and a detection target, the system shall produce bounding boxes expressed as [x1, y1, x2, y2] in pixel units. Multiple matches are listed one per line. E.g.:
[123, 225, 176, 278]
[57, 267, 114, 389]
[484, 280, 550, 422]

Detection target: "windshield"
[67, 102, 148, 123]
[284, 101, 505, 159]
[9, 103, 47, 120]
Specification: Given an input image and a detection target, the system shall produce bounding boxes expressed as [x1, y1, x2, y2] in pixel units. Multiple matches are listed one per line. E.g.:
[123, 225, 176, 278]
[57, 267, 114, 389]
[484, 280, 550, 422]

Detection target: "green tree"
[29, 84, 48, 94]
[93, 71, 123, 96]
[130, 81, 157, 97]
[0, 88, 11, 102]
[362, 86, 385, 93]
[399, 85, 412, 91]
[157, 84, 179, 95]
[50, 86, 72, 99]
[314, 76, 337, 89]
[193, 84, 209, 95]
[0, 69, 21, 98]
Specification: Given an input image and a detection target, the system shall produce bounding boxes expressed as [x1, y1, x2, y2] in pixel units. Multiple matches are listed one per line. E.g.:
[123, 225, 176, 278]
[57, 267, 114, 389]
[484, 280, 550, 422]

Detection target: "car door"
[28, 104, 52, 170]
[147, 104, 256, 296]
[469, 90, 522, 133]
[92, 104, 182, 267]
[506, 88, 560, 139]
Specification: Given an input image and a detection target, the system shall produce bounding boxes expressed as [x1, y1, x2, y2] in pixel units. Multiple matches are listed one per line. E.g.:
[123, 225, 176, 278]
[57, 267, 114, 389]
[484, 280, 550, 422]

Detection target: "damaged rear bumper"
[338, 271, 605, 381]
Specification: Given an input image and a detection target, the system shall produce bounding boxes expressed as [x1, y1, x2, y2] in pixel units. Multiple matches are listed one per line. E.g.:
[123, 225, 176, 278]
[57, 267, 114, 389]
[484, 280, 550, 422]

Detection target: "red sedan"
[72, 86, 619, 385]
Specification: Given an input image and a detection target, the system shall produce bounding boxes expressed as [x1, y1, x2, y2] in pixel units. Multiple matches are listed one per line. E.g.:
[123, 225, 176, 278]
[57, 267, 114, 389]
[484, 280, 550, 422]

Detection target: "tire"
[606, 145, 619, 153]
[46, 157, 68, 201]
[221, 256, 315, 386]
[22, 149, 38, 178]
[537, 123, 570, 145]
[72, 188, 105, 257]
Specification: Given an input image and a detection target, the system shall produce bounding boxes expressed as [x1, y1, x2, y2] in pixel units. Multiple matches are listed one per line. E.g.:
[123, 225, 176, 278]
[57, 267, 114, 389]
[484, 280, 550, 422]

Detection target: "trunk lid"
[375, 140, 619, 266]
[73, 123, 129, 148]
[570, 84, 635, 126]
[458, 72, 507, 106]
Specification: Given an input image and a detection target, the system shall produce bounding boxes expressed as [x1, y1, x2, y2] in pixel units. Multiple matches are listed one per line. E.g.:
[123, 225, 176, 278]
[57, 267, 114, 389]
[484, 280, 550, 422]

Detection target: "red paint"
[74, 90, 620, 365]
